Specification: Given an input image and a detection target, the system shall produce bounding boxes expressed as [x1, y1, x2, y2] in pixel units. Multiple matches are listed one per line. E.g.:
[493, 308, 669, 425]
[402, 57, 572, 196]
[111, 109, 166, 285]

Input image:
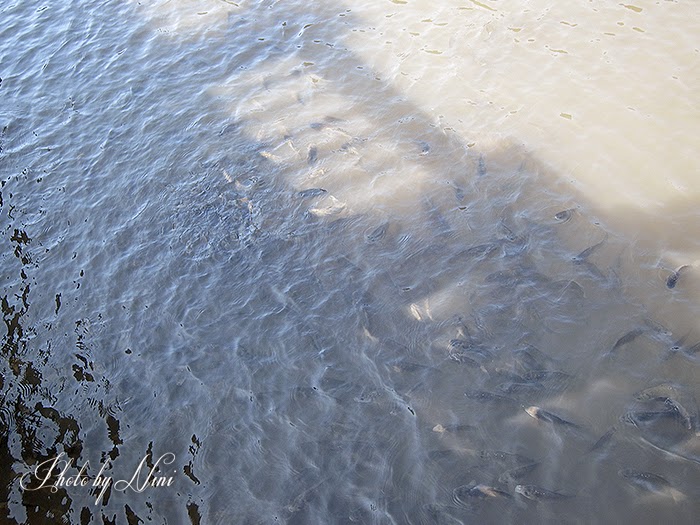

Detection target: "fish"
[307, 145, 318, 164]
[478, 450, 533, 466]
[522, 370, 571, 383]
[635, 383, 679, 402]
[417, 503, 464, 524]
[448, 352, 482, 368]
[572, 236, 606, 264]
[610, 328, 645, 352]
[665, 399, 694, 430]
[498, 463, 540, 485]
[618, 409, 678, 428]
[666, 265, 690, 289]
[634, 384, 694, 430]
[618, 469, 685, 501]
[554, 209, 574, 223]
[589, 426, 618, 452]
[453, 243, 501, 261]
[512, 345, 556, 372]
[453, 483, 511, 502]
[297, 188, 327, 198]
[450, 339, 494, 362]
[465, 390, 516, 405]
[525, 406, 581, 429]
[477, 155, 487, 176]
[514, 484, 573, 501]
[497, 381, 545, 395]
[365, 223, 388, 243]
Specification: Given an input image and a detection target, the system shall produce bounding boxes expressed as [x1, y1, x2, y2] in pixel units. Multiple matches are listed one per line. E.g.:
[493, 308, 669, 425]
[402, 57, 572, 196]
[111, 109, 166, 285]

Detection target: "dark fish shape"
[450, 339, 494, 361]
[666, 265, 690, 289]
[498, 462, 540, 485]
[513, 345, 556, 372]
[665, 398, 694, 430]
[589, 426, 618, 452]
[619, 469, 670, 489]
[552, 279, 585, 300]
[478, 450, 533, 466]
[453, 483, 511, 502]
[307, 145, 318, 164]
[634, 383, 694, 430]
[670, 339, 700, 357]
[455, 242, 501, 260]
[497, 381, 545, 395]
[484, 269, 523, 286]
[297, 187, 327, 198]
[418, 503, 464, 525]
[667, 337, 700, 360]
[477, 155, 487, 176]
[522, 370, 571, 383]
[515, 484, 573, 501]
[365, 223, 388, 243]
[448, 352, 482, 368]
[498, 222, 521, 243]
[635, 383, 679, 402]
[619, 409, 677, 428]
[618, 469, 685, 501]
[465, 390, 516, 404]
[525, 406, 581, 429]
[554, 209, 574, 223]
[572, 236, 606, 264]
[611, 328, 645, 352]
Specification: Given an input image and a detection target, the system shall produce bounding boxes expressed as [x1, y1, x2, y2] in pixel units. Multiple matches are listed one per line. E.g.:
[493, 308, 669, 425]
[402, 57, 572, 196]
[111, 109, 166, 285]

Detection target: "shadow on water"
[1, 1, 699, 523]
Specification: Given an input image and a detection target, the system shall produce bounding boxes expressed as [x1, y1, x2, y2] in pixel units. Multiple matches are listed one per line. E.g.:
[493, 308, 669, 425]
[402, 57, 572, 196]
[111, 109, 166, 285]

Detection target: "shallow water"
[1, 1, 699, 524]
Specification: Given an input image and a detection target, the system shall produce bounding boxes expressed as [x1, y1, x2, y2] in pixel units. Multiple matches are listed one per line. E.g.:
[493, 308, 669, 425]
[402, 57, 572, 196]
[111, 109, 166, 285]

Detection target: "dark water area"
[1, 1, 699, 524]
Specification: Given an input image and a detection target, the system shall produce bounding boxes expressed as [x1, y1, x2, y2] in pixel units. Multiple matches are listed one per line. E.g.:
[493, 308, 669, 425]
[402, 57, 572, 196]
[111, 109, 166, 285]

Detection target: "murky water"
[1, 1, 699, 523]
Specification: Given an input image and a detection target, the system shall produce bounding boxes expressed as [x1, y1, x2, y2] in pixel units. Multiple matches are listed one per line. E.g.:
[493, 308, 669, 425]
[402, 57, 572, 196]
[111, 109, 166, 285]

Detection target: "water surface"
[1, 1, 699, 524]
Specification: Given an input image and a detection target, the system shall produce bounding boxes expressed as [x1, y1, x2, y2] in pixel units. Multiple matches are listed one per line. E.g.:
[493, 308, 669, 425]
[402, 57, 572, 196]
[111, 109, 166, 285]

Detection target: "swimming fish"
[666, 265, 690, 289]
[522, 370, 571, 383]
[497, 381, 545, 395]
[453, 483, 511, 502]
[610, 328, 645, 353]
[465, 390, 516, 405]
[589, 426, 618, 452]
[307, 145, 318, 164]
[618, 469, 685, 501]
[554, 209, 574, 223]
[365, 223, 388, 243]
[498, 462, 540, 485]
[525, 406, 581, 429]
[515, 484, 572, 501]
[478, 450, 533, 466]
[572, 236, 606, 264]
[619, 409, 677, 428]
[297, 188, 327, 198]
[635, 383, 694, 430]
